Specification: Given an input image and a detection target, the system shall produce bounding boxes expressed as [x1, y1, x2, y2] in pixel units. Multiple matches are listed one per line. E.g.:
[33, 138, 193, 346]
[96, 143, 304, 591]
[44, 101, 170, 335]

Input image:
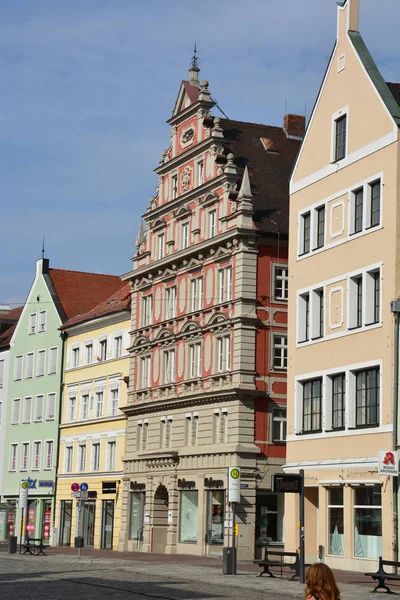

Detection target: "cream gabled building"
[286, 0, 400, 572]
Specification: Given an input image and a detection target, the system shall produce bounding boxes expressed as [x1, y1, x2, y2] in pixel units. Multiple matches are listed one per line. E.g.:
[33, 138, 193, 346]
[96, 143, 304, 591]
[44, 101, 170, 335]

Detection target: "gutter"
[390, 300, 400, 562]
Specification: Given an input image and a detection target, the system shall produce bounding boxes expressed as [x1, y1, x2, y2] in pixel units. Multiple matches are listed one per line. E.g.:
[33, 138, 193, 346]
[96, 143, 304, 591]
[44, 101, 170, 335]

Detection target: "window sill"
[299, 429, 322, 435]
[272, 439, 286, 445]
[350, 423, 380, 430]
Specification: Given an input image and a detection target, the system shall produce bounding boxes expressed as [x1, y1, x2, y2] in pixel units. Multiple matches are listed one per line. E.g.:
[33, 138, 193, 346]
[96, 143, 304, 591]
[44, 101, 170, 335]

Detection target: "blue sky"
[1, 0, 400, 306]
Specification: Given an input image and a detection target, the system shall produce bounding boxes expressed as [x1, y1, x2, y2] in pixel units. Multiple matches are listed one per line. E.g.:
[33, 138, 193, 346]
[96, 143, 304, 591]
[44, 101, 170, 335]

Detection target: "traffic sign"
[228, 466, 241, 503]
[80, 491, 89, 501]
[80, 482, 89, 492]
[71, 482, 80, 492]
[71, 491, 81, 498]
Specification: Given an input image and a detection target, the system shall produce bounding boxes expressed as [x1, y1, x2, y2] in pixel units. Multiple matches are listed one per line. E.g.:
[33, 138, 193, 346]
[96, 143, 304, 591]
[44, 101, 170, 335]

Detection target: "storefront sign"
[38, 480, 54, 488]
[204, 477, 224, 489]
[130, 481, 145, 491]
[177, 479, 196, 490]
[273, 474, 302, 493]
[144, 512, 150, 524]
[378, 450, 399, 475]
[228, 467, 241, 503]
[26, 478, 37, 490]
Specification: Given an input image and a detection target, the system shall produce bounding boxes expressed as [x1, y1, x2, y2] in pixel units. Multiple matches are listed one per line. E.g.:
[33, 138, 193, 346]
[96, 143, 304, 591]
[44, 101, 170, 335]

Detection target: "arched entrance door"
[153, 485, 169, 553]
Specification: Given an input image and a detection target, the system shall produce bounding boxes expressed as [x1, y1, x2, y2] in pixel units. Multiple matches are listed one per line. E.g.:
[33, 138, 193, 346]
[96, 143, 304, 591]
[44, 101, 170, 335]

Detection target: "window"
[335, 114, 347, 161]
[0, 360, 4, 388]
[14, 355, 23, 380]
[352, 275, 363, 329]
[140, 356, 151, 388]
[273, 335, 287, 370]
[81, 394, 89, 419]
[349, 269, 381, 329]
[95, 391, 104, 418]
[197, 160, 204, 186]
[172, 174, 178, 199]
[46, 393, 56, 421]
[189, 343, 202, 379]
[328, 488, 344, 556]
[110, 389, 119, 416]
[354, 487, 382, 559]
[315, 206, 325, 249]
[9, 444, 18, 471]
[85, 343, 93, 364]
[29, 313, 37, 334]
[65, 445, 73, 473]
[68, 396, 76, 422]
[142, 295, 153, 327]
[25, 353, 34, 379]
[92, 442, 100, 471]
[350, 179, 381, 234]
[38, 310, 46, 332]
[185, 413, 198, 446]
[165, 286, 177, 320]
[332, 373, 345, 430]
[206, 490, 225, 545]
[32, 441, 41, 470]
[218, 336, 231, 372]
[78, 444, 86, 472]
[23, 397, 32, 424]
[107, 440, 116, 470]
[72, 346, 80, 368]
[302, 378, 322, 433]
[181, 223, 189, 249]
[137, 420, 148, 451]
[191, 277, 203, 312]
[114, 335, 122, 358]
[21, 443, 29, 471]
[356, 367, 379, 427]
[179, 491, 198, 543]
[370, 180, 381, 228]
[99, 339, 107, 361]
[274, 266, 288, 301]
[219, 267, 233, 303]
[11, 399, 21, 425]
[312, 288, 324, 339]
[36, 350, 45, 377]
[45, 440, 54, 469]
[34, 395, 44, 422]
[354, 188, 363, 234]
[129, 492, 145, 540]
[213, 409, 228, 444]
[301, 212, 311, 254]
[298, 293, 310, 342]
[48, 347, 58, 374]
[208, 210, 216, 238]
[157, 233, 165, 259]
[163, 349, 175, 383]
[368, 270, 380, 325]
[272, 408, 287, 442]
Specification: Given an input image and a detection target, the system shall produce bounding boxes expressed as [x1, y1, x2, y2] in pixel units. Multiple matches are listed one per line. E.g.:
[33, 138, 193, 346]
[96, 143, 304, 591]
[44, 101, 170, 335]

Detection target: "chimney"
[283, 114, 306, 139]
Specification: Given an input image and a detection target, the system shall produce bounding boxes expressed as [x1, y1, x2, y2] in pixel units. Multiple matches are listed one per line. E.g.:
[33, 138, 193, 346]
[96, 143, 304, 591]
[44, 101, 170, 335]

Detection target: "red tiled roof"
[0, 306, 23, 350]
[48, 269, 124, 320]
[182, 81, 199, 105]
[1, 306, 24, 322]
[0, 323, 17, 349]
[60, 282, 131, 330]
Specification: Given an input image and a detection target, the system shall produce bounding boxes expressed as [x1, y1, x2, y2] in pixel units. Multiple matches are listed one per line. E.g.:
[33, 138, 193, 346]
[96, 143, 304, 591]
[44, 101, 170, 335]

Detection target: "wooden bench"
[253, 549, 302, 580]
[22, 537, 46, 556]
[365, 556, 400, 593]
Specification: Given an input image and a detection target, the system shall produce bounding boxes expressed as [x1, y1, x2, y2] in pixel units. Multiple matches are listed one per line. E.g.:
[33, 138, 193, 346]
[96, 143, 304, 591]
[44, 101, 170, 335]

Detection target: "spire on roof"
[136, 220, 145, 247]
[188, 42, 200, 87]
[41, 235, 45, 260]
[238, 166, 252, 200]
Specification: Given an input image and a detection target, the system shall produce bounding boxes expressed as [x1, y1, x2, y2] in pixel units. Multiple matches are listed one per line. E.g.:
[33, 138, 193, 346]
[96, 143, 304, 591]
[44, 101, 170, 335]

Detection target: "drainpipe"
[390, 301, 400, 562]
[52, 330, 67, 546]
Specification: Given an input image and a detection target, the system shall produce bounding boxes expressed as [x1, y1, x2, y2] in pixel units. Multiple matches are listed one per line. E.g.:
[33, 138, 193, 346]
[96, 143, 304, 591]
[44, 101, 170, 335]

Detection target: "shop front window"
[255, 492, 284, 544]
[6, 503, 17, 540]
[179, 490, 198, 543]
[129, 492, 145, 540]
[354, 487, 382, 559]
[42, 500, 52, 542]
[328, 488, 344, 556]
[206, 490, 225, 545]
[26, 500, 36, 538]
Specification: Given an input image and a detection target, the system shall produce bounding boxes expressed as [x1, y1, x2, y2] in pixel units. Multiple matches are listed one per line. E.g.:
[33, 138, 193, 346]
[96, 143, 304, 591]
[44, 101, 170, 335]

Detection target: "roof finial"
[42, 235, 45, 260]
[191, 42, 199, 69]
[188, 42, 200, 87]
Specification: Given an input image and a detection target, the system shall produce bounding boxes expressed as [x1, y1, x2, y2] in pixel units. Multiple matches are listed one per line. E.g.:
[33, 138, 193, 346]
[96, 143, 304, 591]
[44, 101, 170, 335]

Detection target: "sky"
[1, 0, 400, 306]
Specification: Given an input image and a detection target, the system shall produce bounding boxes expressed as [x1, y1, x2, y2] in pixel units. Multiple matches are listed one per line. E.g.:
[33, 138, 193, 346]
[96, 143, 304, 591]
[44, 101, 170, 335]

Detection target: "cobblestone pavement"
[0, 551, 385, 600]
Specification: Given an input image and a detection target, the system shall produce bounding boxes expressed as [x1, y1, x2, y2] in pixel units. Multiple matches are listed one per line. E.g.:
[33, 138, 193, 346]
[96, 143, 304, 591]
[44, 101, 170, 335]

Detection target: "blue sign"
[80, 483, 89, 492]
[26, 477, 37, 490]
[39, 480, 54, 488]
[240, 484, 249, 489]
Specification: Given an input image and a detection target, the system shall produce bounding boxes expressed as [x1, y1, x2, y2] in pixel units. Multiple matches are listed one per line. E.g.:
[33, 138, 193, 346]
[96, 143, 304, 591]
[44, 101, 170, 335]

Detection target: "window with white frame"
[315, 206, 325, 249]
[172, 174, 178, 199]
[300, 212, 311, 255]
[25, 352, 34, 379]
[354, 486, 382, 559]
[331, 373, 345, 430]
[81, 393, 89, 419]
[92, 442, 100, 471]
[34, 395, 44, 422]
[45, 440, 54, 469]
[272, 408, 287, 442]
[274, 266, 288, 301]
[29, 313, 37, 334]
[95, 391, 104, 418]
[137, 420, 148, 451]
[355, 367, 380, 428]
[107, 440, 116, 470]
[142, 294, 153, 327]
[99, 338, 107, 361]
[219, 267, 232, 303]
[20, 442, 29, 471]
[191, 277, 203, 312]
[165, 286, 177, 320]
[0, 360, 4, 388]
[157, 233, 165, 259]
[78, 444, 86, 472]
[68, 396, 76, 422]
[197, 160, 204, 186]
[349, 268, 380, 329]
[72, 346, 80, 368]
[38, 310, 46, 332]
[85, 342, 93, 364]
[48, 347, 58, 374]
[110, 388, 119, 416]
[208, 210, 217, 238]
[11, 399, 21, 425]
[23, 396, 32, 424]
[311, 288, 324, 340]
[163, 349, 175, 383]
[46, 393, 56, 420]
[65, 445, 73, 473]
[334, 114, 347, 161]
[298, 292, 310, 342]
[140, 355, 151, 388]
[189, 343, 202, 379]
[350, 178, 382, 234]
[302, 378, 322, 433]
[273, 335, 287, 370]
[114, 335, 122, 358]
[369, 180, 381, 228]
[9, 444, 18, 471]
[328, 487, 344, 556]
[32, 441, 41, 470]
[217, 336, 231, 373]
[181, 223, 189, 249]
[36, 350, 45, 377]
[14, 355, 23, 381]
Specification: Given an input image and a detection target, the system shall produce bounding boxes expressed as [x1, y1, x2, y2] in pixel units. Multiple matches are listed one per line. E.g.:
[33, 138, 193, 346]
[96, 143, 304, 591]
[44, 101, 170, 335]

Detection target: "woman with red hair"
[305, 563, 341, 600]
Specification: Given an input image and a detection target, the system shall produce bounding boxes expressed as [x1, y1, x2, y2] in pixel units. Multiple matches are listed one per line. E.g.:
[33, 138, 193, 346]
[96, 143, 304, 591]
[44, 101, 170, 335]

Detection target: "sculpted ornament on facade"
[181, 166, 192, 192]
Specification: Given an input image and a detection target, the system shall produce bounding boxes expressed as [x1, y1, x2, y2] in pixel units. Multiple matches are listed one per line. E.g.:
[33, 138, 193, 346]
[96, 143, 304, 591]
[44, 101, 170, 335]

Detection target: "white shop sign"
[378, 450, 399, 476]
[228, 466, 241, 503]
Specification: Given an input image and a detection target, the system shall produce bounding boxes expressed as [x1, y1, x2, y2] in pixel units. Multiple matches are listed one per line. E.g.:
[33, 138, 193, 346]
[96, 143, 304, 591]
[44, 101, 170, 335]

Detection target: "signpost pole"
[299, 469, 305, 584]
[77, 499, 82, 560]
[232, 502, 237, 575]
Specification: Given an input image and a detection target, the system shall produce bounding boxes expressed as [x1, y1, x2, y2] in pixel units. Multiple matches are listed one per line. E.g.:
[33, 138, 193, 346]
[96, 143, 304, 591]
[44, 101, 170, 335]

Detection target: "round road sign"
[80, 483, 89, 492]
[71, 482, 80, 492]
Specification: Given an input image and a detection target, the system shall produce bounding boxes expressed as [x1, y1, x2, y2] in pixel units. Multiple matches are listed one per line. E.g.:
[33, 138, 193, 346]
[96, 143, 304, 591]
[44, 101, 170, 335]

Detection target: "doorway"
[83, 501, 96, 547]
[101, 500, 114, 549]
[153, 485, 168, 553]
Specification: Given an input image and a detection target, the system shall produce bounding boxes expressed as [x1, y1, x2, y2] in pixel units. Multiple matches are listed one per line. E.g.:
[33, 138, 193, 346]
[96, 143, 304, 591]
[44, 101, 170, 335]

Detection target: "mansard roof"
[220, 119, 302, 234]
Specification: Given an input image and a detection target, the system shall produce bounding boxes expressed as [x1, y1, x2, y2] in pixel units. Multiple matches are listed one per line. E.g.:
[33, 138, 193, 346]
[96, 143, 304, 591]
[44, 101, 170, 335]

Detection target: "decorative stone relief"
[180, 166, 192, 192]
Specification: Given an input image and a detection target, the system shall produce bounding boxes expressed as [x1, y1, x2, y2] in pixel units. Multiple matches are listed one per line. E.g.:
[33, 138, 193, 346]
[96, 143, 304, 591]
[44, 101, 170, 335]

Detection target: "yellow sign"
[235, 524, 239, 536]
[21, 481, 28, 490]
[230, 468, 240, 480]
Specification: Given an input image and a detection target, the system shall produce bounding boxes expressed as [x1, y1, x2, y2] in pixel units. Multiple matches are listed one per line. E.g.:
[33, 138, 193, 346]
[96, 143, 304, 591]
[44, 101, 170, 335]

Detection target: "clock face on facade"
[181, 128, 194, 144]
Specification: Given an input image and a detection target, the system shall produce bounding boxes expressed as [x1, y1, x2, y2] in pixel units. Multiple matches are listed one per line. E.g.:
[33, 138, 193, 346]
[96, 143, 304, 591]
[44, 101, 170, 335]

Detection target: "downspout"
[52, 330, 67, 546]
[390, 301, 400, 562]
